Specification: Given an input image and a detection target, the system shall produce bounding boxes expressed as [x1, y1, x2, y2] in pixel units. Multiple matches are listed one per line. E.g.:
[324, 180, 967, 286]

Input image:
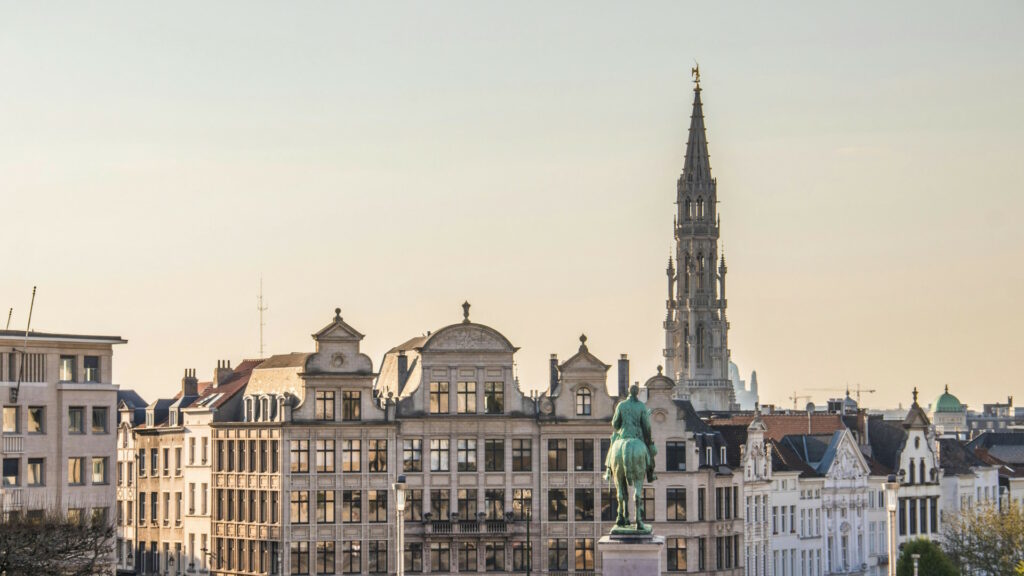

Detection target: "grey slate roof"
[866, 416, 906, 474]
[967, 432, 1024, 466]
[938, 438, 989, 475]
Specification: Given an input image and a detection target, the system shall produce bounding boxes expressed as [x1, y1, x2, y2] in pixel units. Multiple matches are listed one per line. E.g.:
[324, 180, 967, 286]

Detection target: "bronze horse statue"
[604, 384, 657, 534]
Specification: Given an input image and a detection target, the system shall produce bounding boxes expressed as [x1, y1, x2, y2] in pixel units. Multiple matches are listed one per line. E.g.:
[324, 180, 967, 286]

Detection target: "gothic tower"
[663, 70, 736, 412]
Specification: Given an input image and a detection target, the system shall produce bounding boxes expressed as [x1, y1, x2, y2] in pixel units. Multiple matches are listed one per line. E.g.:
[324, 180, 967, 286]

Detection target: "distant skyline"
[2, 1, 1022, 409]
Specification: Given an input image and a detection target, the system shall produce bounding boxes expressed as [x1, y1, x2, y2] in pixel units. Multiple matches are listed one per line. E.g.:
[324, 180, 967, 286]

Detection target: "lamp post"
[393, 474, 407, 576]
[884, 474, 900, 576]
[911, 553, 920, 576]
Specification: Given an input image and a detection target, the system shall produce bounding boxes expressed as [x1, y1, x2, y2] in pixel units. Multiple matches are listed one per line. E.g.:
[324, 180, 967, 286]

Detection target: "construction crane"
[788, 392, 811, 410]
[809, 383, 877, 405]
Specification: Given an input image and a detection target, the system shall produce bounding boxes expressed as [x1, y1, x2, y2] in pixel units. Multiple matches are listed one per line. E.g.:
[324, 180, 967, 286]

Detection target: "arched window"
[697, 197, 705, 220]
[576, 388, 592, 416]
[919, 460, 926, 484]
[261, 397, 269, 422]
[684, 254, 691, 293]
[244, 398, 252, 422]
[697, 255, 705, 291]
[908, 459, 916, 484]
[696, 324, 706, 367]
[684, 198, 692, 221]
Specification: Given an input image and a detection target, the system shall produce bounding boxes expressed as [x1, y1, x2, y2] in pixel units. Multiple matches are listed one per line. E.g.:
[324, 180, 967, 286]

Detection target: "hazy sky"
[2, 2, 1022, 410]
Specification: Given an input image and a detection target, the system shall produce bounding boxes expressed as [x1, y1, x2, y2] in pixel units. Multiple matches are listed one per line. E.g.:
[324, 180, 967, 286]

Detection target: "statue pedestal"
[598, 534, 665, 576]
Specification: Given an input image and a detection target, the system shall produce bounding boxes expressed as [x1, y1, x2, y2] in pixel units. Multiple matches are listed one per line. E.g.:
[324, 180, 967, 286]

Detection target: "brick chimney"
[181, 368, 198, 397]
[213, 360, 233, 388]
[549, 354, 559, 392]
[617, 354, 629, 398]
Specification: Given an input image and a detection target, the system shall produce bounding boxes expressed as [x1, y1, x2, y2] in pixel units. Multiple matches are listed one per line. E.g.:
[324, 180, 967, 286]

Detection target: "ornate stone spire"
[683, 66, 712, 183]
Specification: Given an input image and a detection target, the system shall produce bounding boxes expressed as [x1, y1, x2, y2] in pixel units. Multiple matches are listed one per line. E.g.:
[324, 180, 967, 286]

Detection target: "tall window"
[430, 439, 449, 472]
[27, 406, 44, 434]
[696, 324, 705, 367]
[342, 490, 361, 523]
[68, 407, 85, 434]
[367, 490, 387, 523]
[484, 439, 504, 472]
[547, 539, 568, 572]
[26, 458, 43, 487]
[290, 491, 309, 524]
[430, 543, 450, 573]
[667, 538, 687, 571]
[600, 438, 610, 472]
[2, 458, 18, 487]
[667, 488, 687, 521]
[59, 355, 76, 382]
[91, 407, 109, 434]
[367, 541, 387, 574]
[666, 441, 687, 471]
[342, 542, 361, 574]
[512, 489, 532, 521]
[84, 356, 100, 382]
[485, 489, 504, 520]
[456, 382, 476, 414]
[316, 542, 335, 575]
[698, 487, 706, 521]
[404, 489, 423, 522]
[341, 391, 361, 421]
[315, 391, 335, 421]
[484, 382, 504, 414]
[548, 489, 568, 521]
[547, 439, 567, 472]
[403, 439, 422, 472]
[430, 489, 450, 520]
[601, 488, 618, 521]
[485, 542, 505, 572]
[512, 439, 532, 472]
[576, 388, 592, 416]
[429, 382, 449, 414]
[642, 487, 655, 522]
[574, 439, 594, 471]
[316, 490, 335, 524]
[457, 489, 477, 520]
[341, 440, 360, 473]
[404, 543, 423, 573]
[575, 539, 594, 571]
[92, 457, 108, 484]
[368, 439, 387, 473]
[290, 440, 309, 473]
[290, 542, 309, 576]
[457, 439, 477, 472]
[2, 406, 18, 433]
[458, 542, 477, 573]
[68, 457, 84, 485]
[513, 542, 531, 572]
[574, 488, 594, 521]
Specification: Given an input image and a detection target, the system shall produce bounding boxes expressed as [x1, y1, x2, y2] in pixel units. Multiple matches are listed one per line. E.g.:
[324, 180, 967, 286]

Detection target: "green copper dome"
[934, 385, 963, 413]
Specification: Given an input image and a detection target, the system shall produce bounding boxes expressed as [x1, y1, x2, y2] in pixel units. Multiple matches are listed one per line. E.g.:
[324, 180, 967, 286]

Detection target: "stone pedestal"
[598, 534, 665, 576]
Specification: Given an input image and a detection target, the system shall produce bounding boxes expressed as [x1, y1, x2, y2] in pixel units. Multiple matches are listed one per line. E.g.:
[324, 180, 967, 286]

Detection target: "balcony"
[423, 513, 515, 536]
[3, 435, 24, 454]
[1, 488, 24, 509]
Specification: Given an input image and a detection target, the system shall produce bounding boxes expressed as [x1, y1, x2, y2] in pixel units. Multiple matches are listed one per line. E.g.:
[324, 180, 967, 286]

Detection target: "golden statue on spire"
[691, 63, 700, 86]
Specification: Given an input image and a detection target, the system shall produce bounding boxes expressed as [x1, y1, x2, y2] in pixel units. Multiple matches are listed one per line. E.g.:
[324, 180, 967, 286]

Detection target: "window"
[162, 447, 170, 475]
[84, 356, 100, 382]
[341, 439, 360, 472]
[2, 406, 18, 433]
[484, 439, 504, 472]
[341, 391, 361, 421]
[26, 458, 43, 486]
[59, 355, 76, 382]
[667, 488, 687, 521]
[547, 439, 567, 471]
[368, 541, 387, 574]
[429, 382, 449, 414]
[513, 542, 531, 572]
[404, 489, 423, 522]
[316, 490, 335, 523]
[485, 489, 504, 520]
[457, 439, 477, 472]
[698, 487, 706, 521]
[548, 539, 568, 572]
[317, 541, 336, 575]
[316, 440, 335, 473]
[368, 439, 387, 472]
[68, 407, 85, 434]
[404, 542, 423, 573]
[430, 489, 450, 520]
[575, 488, 594, 521]
[458, 542, 477, 572]
[575, 538, 594, 571]
[576, 388, 592, 415]
[457, 381, 476, 413]
[291, 541, 309, 575]
[601, 488, 618, 521]
[642, 487, 655, 521]
[457, 489, 478, 520]
[486, 542, 505, 572]
[291, 491, 309, 524]
[340, 541, 360, 574]
[600, 438, 610, 472]
[430, 439, 449, 472]
[92, 457, 108, 484]
[151, 448, 158, 474]
[512, 439, 532, 472]
[402, 438, 422, 471]
[27, 406, 44, 434]
[548, 489, 567, 521]
[68, 457, 84, 485]
[202, 437, 209, 465]
[666, 441, 687, 471]
[484, 382, 504, 414]
[430, 542, 450, 573]
[368, 490, 387, 523]
[315, 391, 335, 421]
[342, 490, 361, 523]
[174, 447, 182, 475]
[668, 538, 687, 571]
[698, 538, 706, 571]
[2, 458, 18, 487]
[574, 439, 594, 471]
[512, 488, 532, 521]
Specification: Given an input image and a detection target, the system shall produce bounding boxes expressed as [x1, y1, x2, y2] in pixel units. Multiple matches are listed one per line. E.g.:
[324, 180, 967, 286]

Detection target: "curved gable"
[421, 323, 516, 353]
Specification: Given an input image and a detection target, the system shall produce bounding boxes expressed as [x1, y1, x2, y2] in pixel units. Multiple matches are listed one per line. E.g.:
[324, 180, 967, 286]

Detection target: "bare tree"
[0, 510, 114, 576]
[943, 502, 1024, 576]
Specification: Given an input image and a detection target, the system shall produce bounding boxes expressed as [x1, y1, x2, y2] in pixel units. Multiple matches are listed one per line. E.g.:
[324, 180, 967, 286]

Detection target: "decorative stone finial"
[945, 384, 949, 394]
[334, 307, 342, 321]
[912, 387, 919, 404]
[579, 334, 588, 351]
[657, 365, 663, 375]
[462, 301, 471, 323]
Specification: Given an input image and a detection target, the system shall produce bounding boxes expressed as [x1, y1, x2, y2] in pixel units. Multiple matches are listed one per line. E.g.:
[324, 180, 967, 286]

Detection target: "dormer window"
[261, 397, 269, 422]
[720, 446, 727, 464]
[575, 388, 592, 416]
[169, 410, 177, 427]
[146, 412, 154, 427]
[705, 446, 712, 466]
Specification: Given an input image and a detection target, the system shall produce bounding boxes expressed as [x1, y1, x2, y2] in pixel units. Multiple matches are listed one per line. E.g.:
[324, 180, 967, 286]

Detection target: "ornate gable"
[559, 335, 611, 373]
[313, 308, 365, 342]
[423, 324, 515, 352]
[826, 431, 870, 480]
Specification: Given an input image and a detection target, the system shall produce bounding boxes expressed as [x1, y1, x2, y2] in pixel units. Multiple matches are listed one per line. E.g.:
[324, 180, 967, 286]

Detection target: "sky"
[2, 1, 1022, 410]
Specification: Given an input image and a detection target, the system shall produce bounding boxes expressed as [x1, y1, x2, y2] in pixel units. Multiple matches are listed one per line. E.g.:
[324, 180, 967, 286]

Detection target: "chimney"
[549, 354, 559, 392]
[397, 351, 409, 389]
[617, 354, 629, 398]
[182, 368, 198, 397]
[213, 360, 233, 388]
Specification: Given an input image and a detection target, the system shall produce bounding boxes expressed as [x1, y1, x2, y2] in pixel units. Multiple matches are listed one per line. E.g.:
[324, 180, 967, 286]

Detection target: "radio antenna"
[257, 276, 268, 358]
[11, 287, 37, 403]
[5, 308, 11, 330]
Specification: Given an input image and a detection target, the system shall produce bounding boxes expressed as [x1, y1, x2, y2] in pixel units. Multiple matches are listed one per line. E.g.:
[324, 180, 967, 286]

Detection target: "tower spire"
[683, 66, 712, 183]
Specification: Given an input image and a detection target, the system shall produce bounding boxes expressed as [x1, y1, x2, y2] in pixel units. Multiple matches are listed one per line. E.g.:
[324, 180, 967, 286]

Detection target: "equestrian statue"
[603, 383, 657, 534]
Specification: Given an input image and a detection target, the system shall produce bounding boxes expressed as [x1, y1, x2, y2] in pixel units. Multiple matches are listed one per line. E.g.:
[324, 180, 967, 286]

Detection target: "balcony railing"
[425, 519, 512, 535]
[3, 435, 24, 454]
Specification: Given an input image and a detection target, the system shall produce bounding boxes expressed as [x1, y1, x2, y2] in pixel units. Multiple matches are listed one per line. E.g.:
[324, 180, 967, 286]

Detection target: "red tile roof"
[709, 413, 847, 442]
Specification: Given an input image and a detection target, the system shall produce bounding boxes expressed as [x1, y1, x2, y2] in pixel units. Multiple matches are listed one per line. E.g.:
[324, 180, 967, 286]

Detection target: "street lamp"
[884, 474, 900, 576]
[911, 553, 920, 576]
[393, 474, 407, 576]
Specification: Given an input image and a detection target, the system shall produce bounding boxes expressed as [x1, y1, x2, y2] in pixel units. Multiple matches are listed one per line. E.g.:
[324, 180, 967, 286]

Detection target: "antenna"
[11, 287, 37, 403]
[5, 308, 11, 330]
[257, 276, 268, 358]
